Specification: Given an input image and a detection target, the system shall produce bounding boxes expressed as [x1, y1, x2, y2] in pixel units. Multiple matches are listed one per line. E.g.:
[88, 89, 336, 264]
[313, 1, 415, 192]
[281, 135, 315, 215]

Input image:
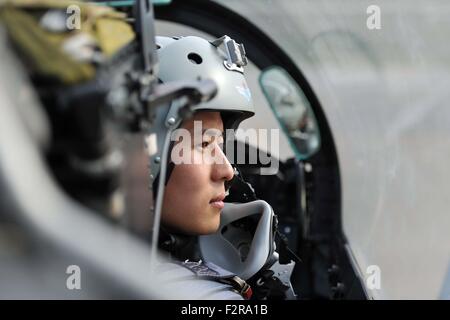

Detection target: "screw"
[304, 163, 313, 173]
[167, 117, 176, 126]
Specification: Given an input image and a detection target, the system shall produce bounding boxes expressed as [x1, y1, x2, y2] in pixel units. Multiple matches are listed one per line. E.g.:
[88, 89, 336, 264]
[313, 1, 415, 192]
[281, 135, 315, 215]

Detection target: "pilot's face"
[162, 111, 234, 235]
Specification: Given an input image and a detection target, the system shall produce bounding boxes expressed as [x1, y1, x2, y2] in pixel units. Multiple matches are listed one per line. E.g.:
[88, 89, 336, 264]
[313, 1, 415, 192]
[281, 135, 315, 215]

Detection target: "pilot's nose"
[211, 145, 234, 183]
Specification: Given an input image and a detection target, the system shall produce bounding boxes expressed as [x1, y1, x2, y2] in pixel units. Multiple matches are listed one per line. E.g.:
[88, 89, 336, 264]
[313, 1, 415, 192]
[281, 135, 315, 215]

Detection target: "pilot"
[154, 35, 253, 238]
[148, 35, 295, 300]
[147, 34, 253, 299]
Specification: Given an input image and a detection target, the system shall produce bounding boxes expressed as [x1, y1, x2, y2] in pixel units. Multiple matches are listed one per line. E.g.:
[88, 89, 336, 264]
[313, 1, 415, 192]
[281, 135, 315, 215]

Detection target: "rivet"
[167, 117, 176, 125]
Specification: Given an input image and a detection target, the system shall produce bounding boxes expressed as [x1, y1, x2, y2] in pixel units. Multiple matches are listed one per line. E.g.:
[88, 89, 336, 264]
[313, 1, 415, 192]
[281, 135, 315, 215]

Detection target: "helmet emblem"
[236, 81, 252, 102]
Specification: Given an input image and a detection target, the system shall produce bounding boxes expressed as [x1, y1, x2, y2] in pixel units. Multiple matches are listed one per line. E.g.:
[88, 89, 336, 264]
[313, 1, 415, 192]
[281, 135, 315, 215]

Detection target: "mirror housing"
[259, 66, 320, 159]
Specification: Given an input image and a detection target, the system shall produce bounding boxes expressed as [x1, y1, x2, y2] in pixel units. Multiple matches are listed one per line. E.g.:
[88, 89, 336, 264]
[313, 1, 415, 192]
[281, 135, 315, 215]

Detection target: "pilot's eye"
[201, 141, 210, 148]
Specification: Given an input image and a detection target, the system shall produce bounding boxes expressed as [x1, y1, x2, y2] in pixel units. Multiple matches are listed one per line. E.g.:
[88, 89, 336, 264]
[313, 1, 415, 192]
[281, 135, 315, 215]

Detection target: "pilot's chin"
[199, 220, 221, 236]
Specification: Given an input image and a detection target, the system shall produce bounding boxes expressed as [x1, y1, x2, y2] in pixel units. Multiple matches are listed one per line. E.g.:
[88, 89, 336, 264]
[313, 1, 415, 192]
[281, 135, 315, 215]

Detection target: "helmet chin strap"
[149, 128, 173, 267]
[151, 142, 175, 199]
[147, 78, 218, 267]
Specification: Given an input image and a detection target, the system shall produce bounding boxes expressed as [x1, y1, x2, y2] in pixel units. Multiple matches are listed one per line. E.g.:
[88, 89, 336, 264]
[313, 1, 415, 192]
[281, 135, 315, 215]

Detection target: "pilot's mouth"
[210, 193, 225, 209]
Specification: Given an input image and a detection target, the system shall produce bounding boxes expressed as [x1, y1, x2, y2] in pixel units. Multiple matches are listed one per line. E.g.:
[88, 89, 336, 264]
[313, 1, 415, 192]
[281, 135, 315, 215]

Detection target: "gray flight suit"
[156, 260, 244, 300]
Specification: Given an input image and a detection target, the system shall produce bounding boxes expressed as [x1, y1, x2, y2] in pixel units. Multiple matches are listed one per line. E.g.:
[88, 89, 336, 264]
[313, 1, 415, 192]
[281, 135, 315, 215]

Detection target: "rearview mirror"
[259, 66, 320, 159]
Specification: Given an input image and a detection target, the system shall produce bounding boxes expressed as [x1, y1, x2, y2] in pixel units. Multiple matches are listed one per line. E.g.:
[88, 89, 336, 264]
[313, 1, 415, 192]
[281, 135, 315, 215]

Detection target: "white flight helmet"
[147, 35, 255, 180]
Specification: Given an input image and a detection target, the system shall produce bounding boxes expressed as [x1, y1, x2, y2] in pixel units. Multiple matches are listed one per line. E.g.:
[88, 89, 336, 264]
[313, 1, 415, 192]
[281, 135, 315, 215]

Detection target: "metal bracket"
[211, 35, 248, 73]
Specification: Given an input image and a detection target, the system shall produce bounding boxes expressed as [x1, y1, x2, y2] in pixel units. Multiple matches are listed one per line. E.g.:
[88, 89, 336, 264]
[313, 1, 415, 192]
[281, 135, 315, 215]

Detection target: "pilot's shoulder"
[156, 261, 243, 300]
